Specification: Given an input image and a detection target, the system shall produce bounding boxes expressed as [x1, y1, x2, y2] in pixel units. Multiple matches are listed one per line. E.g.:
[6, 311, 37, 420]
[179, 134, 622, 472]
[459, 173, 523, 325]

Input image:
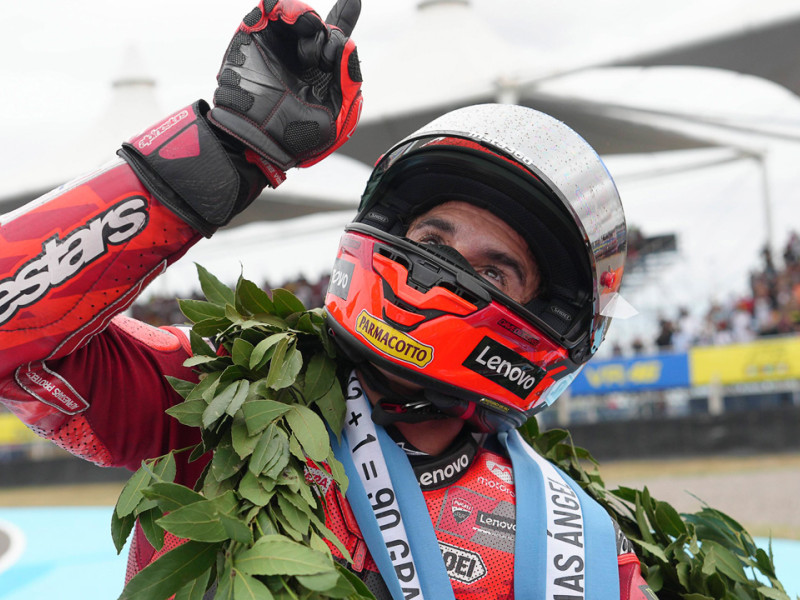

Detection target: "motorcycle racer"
[0, 1, 654, 598]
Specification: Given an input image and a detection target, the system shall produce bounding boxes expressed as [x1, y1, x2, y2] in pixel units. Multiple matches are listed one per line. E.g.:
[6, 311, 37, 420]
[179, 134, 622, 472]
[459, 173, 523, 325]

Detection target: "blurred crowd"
[131, 232, 800, 355]
[130, 274, 331, 326]
[615, 231, 800, 356]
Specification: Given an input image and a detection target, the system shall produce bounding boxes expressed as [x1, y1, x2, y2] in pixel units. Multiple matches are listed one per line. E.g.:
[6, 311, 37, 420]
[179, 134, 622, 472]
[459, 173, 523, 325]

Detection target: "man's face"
[405, 201, 540, 303]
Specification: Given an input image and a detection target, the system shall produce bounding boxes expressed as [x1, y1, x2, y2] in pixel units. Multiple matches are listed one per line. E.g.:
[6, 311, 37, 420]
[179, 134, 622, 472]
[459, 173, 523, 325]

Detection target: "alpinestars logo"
[0, 197, 149, 325]
[137, 109, 190, 149]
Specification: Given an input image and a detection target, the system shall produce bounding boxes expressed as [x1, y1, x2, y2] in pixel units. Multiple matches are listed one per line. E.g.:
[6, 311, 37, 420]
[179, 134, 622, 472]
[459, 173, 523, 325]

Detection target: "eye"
[478, 266, 507, 287]
[417, 233, 444, 245]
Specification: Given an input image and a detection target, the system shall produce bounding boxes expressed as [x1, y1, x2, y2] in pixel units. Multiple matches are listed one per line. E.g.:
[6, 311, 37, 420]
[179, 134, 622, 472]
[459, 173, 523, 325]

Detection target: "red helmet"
[325, 105, 626, 432]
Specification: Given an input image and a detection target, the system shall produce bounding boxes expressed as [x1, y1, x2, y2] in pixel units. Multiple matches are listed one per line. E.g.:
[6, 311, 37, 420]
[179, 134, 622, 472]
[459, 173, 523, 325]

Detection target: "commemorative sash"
[331, 372, 619, 600]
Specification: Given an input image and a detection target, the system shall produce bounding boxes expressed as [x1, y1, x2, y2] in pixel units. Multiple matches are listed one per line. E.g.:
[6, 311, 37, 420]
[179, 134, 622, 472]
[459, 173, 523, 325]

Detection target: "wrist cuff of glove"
[118, 100, 266, 237]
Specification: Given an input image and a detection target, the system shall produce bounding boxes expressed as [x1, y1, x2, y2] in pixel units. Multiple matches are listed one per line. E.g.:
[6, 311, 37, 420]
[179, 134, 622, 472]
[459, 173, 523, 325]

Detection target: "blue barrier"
[571, 352, 690, 395]
[0, 508, 797, 598]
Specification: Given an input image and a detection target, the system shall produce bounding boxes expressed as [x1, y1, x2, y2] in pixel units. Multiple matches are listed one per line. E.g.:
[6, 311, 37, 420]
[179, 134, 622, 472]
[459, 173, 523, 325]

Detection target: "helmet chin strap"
[358, 363, 453, 426]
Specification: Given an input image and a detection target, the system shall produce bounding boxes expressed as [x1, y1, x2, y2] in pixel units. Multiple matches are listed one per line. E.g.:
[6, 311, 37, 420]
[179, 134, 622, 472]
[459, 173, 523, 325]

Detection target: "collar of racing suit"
[385, 424, 483, 491]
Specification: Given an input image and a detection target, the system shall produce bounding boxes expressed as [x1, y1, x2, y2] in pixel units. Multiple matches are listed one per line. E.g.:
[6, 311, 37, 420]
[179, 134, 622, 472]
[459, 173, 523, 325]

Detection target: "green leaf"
[227, 381, 251, 417]
[139, 506, 166, 551]
[218, 364, 251, 386]
[191, 317, 233, 338]
[210, 437, 244, 482]
[250, 333, 291, 371]
[235, 534, 335, 576]
[173, 566, 211, 600]
[141, 482, 206, 513]
[263, 431, 291, 480]
[203, 381, 242, 428]
[267, 344, 303, 390]
[119, 541, 220, 600]
[183, 354, 225, 369]
[156, 500, 228, 542]
[189, 330, 216, 357]
[285, 405, 329, 462]
[277, 492, 310, 536]
[232, 338, 255, 368]
[701, 542, 748, 583]
[756, 586, 791, 600]
[187, 371, 222, 402]
[271, 289, 306, 318]
[218, 512, 253, 545]
[242, 400, 291, 436]
[179, 299, 226, 323]
[296, 570, 340, 592]
[288, 433, 306, 462]
[335, 564, 376, 599]
[197, 264, 235, 307]
[307, 512, 350, 563]
[236, 276, 276, 315]
[111, 510, 135, 554]
[326, 452, 349, 494]
[314, 380, 346, 438]
[635, 539, 669, 563]
[754, 547, 778, 578]
[250, 424, 285, 476]
[303, 354, 336, 402]
[165, 398, 206, 428]
[166, 376, 197, 400]
[265, 337, 291, 388]
[633, 493, 656, 545]
[239, 470, 274, 506]
[231, 417, 261, 459]
[116, 464, 153, 518]
[655, 501, 686, 538]
[233, 570, 275, 599]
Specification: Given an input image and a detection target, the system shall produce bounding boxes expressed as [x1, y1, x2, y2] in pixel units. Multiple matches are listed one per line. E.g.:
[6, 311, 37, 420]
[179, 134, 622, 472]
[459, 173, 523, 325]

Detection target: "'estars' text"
[0, 197, 149, 325]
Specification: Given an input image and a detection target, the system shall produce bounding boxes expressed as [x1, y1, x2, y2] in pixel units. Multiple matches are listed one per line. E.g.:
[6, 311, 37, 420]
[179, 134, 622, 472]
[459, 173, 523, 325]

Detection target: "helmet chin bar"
[356, 363, 450, 426]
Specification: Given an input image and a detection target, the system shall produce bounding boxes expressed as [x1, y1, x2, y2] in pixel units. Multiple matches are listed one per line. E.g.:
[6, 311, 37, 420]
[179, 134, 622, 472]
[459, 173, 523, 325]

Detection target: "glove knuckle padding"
[209, 0, 362, 171]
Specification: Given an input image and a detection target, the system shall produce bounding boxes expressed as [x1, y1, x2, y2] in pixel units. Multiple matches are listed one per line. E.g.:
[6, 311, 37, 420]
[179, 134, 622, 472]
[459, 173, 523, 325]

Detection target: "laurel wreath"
[110, 265, 793, 600]
[111, 265, 374, 600]
[517, 421, 794, 600]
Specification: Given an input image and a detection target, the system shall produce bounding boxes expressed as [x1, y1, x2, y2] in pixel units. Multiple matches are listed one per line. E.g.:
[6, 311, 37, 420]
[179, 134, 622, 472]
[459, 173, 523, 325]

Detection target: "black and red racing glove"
[209, 0, 363, 188]
[118, 0, 363, 237]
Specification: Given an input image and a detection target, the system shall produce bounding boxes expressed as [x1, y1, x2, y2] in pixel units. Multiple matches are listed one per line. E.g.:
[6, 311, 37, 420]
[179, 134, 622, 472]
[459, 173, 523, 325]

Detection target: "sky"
[2, 0, 800, 349]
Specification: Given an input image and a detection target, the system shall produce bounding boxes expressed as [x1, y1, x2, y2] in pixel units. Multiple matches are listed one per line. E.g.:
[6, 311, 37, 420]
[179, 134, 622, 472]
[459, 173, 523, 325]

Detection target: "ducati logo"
[486, 460, 514, 484]
[451, 499, 473, 524]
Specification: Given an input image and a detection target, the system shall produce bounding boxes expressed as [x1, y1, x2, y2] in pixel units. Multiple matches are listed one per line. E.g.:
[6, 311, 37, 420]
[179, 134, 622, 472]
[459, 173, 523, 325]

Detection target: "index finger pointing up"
[325, 0, 361, 37]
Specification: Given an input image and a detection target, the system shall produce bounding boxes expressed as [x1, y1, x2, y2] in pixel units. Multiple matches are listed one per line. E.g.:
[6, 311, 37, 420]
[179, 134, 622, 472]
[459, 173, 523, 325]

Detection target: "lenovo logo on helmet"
[328, 258, 355, 300]
[463, 336, 545, 400]
[355, 310, 433, 368]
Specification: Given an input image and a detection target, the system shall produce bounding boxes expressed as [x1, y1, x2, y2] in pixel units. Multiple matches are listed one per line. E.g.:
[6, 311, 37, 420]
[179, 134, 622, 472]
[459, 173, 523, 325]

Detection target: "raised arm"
[0, 0, 362, 468]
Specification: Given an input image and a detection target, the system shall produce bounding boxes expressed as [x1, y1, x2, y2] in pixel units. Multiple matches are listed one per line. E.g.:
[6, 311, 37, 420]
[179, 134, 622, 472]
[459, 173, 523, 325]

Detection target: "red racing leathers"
[0, 158, 655, 600]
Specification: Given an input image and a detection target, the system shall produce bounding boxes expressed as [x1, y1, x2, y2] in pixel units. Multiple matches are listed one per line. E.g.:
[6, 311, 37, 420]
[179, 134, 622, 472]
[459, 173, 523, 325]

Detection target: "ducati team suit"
[0, 1, 654, 597]
[0, 138, 653, 600]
